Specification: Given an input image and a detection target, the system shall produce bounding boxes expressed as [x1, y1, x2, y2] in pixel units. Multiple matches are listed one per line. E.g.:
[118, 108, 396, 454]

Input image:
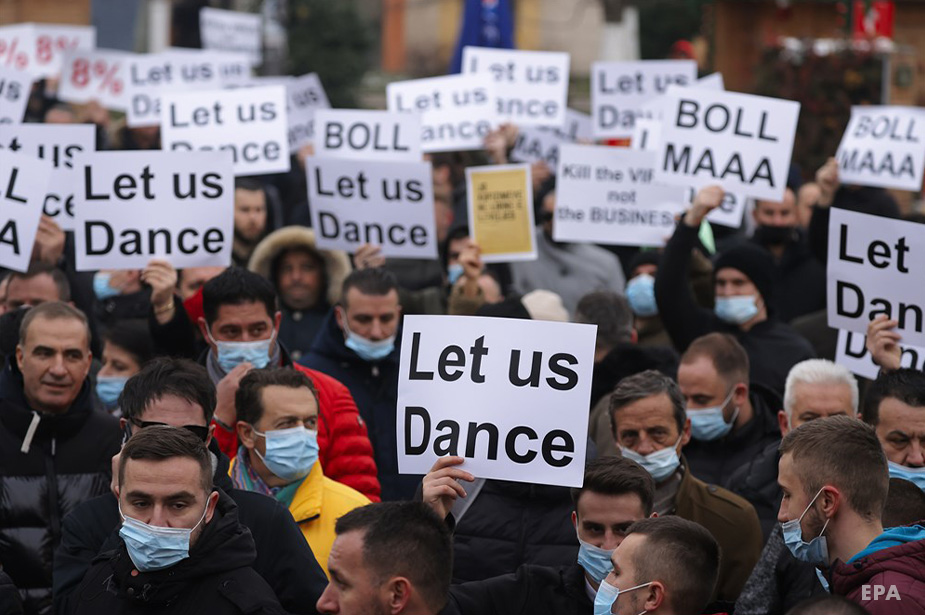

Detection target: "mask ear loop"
[798, 487, 831, 539]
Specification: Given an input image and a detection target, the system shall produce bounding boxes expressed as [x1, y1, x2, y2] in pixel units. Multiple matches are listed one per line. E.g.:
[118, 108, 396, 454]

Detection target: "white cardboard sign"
[653, 86, 800, 202]
[0, 67, 31, 124]
[387, 73, 499, 153]
[836, 329, 925, 381]
[58, 49, 134, 111]
[0, 124, 96, 231]
[74, 150, 234, 271]
[827, 208, 925, 347]
[160, 85, 289, 176]
[397, 315, 596, 487]
[0, 150, 53, 272]
[591, 60, 697, 139]
[462, 46, 570, 128]
[835, 106, 925, 192]
[553, 144, 687, 247]
[200, 7, 262, 67]
[510, 109, 592, 168]
[283, 73, 330, 151]
[315, 109, 421, 161]
[30, 25, 97, 78]
[306, 157, 436, 258]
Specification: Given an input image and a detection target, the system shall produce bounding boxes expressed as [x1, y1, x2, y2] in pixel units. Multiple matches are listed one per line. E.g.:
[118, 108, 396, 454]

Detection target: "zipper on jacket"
[45, 437, 62, 546]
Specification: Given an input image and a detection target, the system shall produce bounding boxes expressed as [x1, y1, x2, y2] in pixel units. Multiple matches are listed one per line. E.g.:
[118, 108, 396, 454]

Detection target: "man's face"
[201, 301, 279, 344]
[574, 492, 647, 551]
[753, 190, 797, 228]
[5, 273, 61, 310]
[234, 188, 267, 243]
[179, 267, 226, 300]
[874, 397, 925, 467]
[780, 381, 855, 435]
[317, 530, 390, 615]
[337, 288, 400, 341]
[603, 533, 650, 615]
[715, 268, 761, 302]
[278, 250, 324, 311]
[119, 456, 217, 548]
[16, 316, 91, 414]
[777, 453, 828, 547]
[240, 385, 318, 464]
[121, 394, 213, 445]
[630, 264, 658, 280]
[678, 356, 741, 422]
[447, 237, 470, 269]
[613, 393, 690, 456]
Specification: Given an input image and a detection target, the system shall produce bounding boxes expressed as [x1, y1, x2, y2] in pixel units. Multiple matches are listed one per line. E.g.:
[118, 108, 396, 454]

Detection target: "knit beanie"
[713, 244, 775, 308]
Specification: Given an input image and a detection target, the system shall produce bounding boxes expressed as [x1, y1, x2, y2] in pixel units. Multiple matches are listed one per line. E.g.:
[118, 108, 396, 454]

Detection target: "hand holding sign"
[866, 314, 903, 372]
[684, 185, 725, 228]
[421, 456, 474, 520]
[816, 157, 839, 207]
[31, 215, 65, 267]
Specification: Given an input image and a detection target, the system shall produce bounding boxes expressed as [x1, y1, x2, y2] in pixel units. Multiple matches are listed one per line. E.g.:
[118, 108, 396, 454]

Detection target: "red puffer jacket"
[213, 364, 381, 502]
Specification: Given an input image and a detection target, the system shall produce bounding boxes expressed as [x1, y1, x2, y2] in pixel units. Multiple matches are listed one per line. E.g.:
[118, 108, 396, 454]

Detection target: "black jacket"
[54, 441, 327, 615]
[1, 571, 24, 615]
[684, 384, 782, 492]
[654, 222, 815, 396]
[727, 438, 785, 540]
[69, 491, 287, 615]
[751, 231, 826, 324]
[442, 563, 591, 615]
[0, 361, 122, 615]
[589, 342, 679, 410]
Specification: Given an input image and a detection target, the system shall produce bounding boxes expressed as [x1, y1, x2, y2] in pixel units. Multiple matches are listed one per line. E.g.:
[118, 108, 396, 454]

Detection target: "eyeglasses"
[131, 420, 210, 442]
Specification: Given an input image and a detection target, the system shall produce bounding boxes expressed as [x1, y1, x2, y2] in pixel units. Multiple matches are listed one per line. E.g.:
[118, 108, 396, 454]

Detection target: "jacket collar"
[289, 462, 325, 523]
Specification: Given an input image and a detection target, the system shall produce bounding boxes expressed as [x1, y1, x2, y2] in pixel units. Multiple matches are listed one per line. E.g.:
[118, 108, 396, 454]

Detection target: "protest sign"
[387, 73, 499, 152]
[0, 67, 31, 124]
[160, 85, 289, 175]
[836, 329, 925, 380]
[466, 164, 536, 262]
[510, 109, 592, 168]
[653, 86, 800, 202]
[126, 52, 252, 127]
[553, 144, 687, 247]
[683, 187, 747, 229]
[282, 73, 330, 151]
[835, 106, 925, 192]
[397, 314, 596, 486]
[59, 49, 134, 111]
[0, 150, 53, 272]
[591, 59, 697, 139]
[0, 25, 34, 73]
[462, 47, 570, 127]
[315, 109, 421, 162]
[74, 150, 234, 270]
[30, 25, 96, 78]
[827, 208, 925, 347]
[0, 124, 96, 231]
[200, 7, 262, 67]
[306, 157, 436, 258]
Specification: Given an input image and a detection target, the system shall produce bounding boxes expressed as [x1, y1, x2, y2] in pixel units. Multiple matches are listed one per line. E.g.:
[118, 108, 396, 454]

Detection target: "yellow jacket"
[289, 462, 370, 577]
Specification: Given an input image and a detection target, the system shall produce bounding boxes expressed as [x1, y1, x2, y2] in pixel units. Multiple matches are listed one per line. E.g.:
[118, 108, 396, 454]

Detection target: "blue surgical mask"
[687, 389, 738, 441]
[620, 437, 682, 483]
[448, 263, 465, 285]
[714, 295, 759, 325]
[593, 578, 652, 615]
[626, 274, 658, 317]
[888, 461, 925, 491]
[342, 316, 395, 362]
[782, 487, 830, 566]
[577, 533, 614, 585]
[93, 272, 120, 301]
[119, 500, 210, 572]
[207, 328, 274, 373]
[96, 376, 127, 408]
[254, 426, 319, 482]
[815, 568, 831, 593]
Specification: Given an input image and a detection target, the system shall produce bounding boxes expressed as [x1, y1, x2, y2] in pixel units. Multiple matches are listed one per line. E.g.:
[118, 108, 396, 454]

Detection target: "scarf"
[230, 445, 301, 508]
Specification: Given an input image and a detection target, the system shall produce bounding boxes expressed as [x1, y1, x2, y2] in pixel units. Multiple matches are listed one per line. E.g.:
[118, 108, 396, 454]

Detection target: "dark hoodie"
[70, 490, 287, 614]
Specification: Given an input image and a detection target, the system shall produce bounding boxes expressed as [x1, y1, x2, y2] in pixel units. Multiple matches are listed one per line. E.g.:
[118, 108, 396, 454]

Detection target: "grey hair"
[783, 359, 859, 418]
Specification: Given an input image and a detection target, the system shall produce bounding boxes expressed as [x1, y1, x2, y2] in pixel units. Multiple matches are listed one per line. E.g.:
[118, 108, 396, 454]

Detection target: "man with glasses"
[53, 358, 328, 615]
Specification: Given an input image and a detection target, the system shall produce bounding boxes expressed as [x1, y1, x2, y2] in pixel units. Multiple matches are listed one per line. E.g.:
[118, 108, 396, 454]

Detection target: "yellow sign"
[466, 164, 536, 262]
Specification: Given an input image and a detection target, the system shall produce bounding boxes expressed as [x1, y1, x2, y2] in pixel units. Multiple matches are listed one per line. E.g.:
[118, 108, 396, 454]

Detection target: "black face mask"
[755, 225, 796, 246]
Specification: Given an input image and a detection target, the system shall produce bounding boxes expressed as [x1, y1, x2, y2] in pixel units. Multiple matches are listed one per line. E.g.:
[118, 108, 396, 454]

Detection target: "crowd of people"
[1, 68, 925, 615]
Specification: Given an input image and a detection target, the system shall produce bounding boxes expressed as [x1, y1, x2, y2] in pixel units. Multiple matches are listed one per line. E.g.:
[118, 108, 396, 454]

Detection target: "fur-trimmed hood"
[247, 226, 352, 306]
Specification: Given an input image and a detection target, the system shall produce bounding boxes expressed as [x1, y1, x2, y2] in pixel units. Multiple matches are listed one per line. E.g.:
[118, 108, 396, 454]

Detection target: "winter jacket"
[449, 480, 578, 584]
[684, 383, 782, 490]
[0, 571, 24, 615]
[655, 222, 815, 396]
[830, 525, 925, 614]
[300, 312, 421, 501]
[728, 439, 784, 540]
[70, 491, 288, 615]
[442, 562, 590, 615]
[54, 441, 328, 615]
[750, 230, 826, 323]
[0, 361, 122, 615]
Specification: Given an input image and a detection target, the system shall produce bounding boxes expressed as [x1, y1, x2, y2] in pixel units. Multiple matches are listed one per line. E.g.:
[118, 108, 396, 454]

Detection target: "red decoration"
[853, 1, 895, 39]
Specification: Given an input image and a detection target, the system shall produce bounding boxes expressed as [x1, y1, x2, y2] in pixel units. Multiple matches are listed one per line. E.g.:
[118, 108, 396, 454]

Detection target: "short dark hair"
[19, 301, 90, 347]
[680, 332, 750, 386]
[883, 478, 925, 528]
[862, 368, 925, 427]
[779, 415, 888, 520]
[610, 370, 686, 437]
[7, 264, 71, 302]
[202, 267, 277, 324]
[120, 358, 216, 425]
[119, 425, 213, 493]
[341, 267, 399, 308]
[574, 291, 634, 349]
[234, 176, 265, 192]
[335, 502, 452, 613]
[785, 595, 870, 615]
[101, 319, 155, 368]
[625, 516, 719, 615]
[235, 367, 318, 425]
[570, 456, 655, 516]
